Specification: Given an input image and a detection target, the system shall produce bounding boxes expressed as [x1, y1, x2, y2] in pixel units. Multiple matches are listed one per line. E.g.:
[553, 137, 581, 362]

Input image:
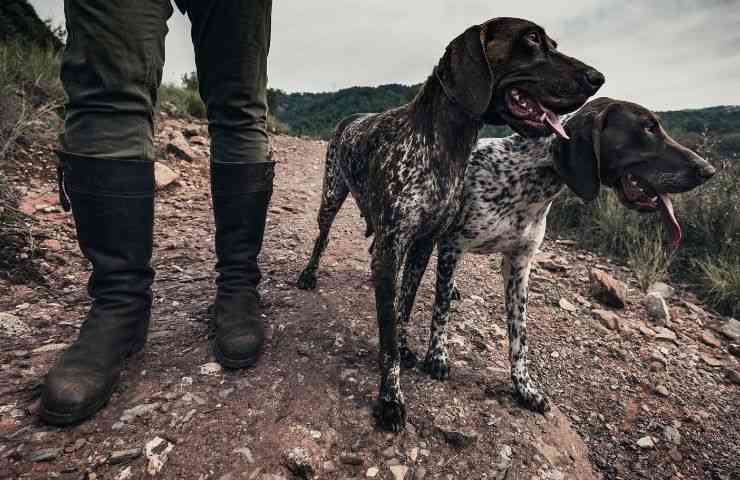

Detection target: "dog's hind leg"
[422, 239, 462, 380]
[297, 148, 350, 290]
[502, 252, 551, 413]
[396, 238, 435, 369]
[373, 234, 408, 432]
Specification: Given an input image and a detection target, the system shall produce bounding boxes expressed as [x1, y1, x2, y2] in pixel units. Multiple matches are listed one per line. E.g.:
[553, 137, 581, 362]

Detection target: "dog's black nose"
[583, 68, 605, 91]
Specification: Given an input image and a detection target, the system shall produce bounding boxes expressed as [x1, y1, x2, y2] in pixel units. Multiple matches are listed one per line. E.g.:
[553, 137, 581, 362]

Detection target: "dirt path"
[1, 116, 738, 479]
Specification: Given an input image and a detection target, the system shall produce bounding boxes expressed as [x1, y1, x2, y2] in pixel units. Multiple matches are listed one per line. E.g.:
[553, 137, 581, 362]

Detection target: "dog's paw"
[515, 388, 551, 414]
[450, 284, 461, 301]
[296, 269, 317, 290]
[422, 352, 450, 380]
[399, 347, 418, 369]
[375, 397, 406, 433]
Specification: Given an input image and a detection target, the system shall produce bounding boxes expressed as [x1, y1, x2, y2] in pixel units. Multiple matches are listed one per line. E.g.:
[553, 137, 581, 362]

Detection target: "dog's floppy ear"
[435, 24, 493, 117]
[554, 101, 617, 201]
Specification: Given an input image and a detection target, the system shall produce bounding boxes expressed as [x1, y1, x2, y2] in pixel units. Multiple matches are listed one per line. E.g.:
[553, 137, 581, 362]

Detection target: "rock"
[145, 437, 174, 476]
[663, 425, 682, 445]
[41, 238, 63, 251]
[655, 385, 670, 397]
[120, 402, 160, 422]
[340, 454, 363, 466]
[32, 343, 68, 353]
[189, 135, 208, 146]
[592, 309, 620, 331]
[725, 368, 740, 385]
[638, 323, 656, 337]
[109, 448, 142, 465]
[559, 298, 577, 312]
[166, 137, 198, 162]
[653, 327, 677, 343]
[437, 426, 478, 448]
[590, 269, 627, 308]
[116, 466, 133, 480]
[155, 162, 179, 190]
[233, 447, 254, 463]
[701, 331, 722, 348]
[284, 447, 315, 479]
[0, 312, 31, 337]
[700, 353, 723, 367]
[497, 444, 513, 470]
[199, 362, 223, 375]
[644, 293, 670, 326]
[719, 318, 740, 341]
[389, 464, 409, 480]
[728, 344, 740, 358]
[540, 259, 568, 272]
[366, 466, 379, 478]
[636, 436, 656, 449]
[29, 447, 61, 462]
[648, 282, 675, 299]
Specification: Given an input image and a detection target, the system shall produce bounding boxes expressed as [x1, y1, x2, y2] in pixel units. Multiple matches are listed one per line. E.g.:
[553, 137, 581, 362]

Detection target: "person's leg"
[185, 0, 273, 368]
[41, 0, 172, 425]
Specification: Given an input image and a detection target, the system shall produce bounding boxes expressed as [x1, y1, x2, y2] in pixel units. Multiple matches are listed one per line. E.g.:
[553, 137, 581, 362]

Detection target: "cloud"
[29, 0, 740, 109]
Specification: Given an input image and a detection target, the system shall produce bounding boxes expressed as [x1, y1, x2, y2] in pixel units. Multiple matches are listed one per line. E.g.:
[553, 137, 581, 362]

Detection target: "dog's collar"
[433, 66, 479, 119]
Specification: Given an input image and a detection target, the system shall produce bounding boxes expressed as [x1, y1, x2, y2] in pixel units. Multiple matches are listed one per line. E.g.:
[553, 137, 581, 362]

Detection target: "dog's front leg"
[372, 236, 406, 432]
[503, 252, 551, 413]
[397, 239, 435, 369]
[423, 240, 461, 380]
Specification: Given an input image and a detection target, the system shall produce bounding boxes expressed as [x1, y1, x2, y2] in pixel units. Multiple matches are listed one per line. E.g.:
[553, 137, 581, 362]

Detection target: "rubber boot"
[210, 161, 274, 369]
[39, 153, 155, 425]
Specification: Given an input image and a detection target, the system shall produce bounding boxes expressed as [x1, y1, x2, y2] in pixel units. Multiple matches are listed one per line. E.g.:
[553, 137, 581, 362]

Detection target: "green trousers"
[61, 0, 272, 166]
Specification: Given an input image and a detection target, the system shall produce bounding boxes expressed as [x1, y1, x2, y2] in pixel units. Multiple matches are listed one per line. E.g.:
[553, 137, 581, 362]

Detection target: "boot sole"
[38, 384, 114, 426]
[213, 343, 260, 370]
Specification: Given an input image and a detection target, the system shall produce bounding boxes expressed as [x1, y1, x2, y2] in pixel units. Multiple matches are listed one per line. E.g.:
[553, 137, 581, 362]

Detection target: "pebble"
[701, 331, 722, 348]
[381, 446, 396, 458]
[437, 426, 478, 448]
[663, 425, 682, 445]
[636, 436, 656, 449]
[233, 447, 255, 464]
[728, 344, 740, 358]
[559, 298, 577, 312]
[389, 464, 409, 480]
[29, 447, 61, 462]
[700, 353, 723, 367]
[0, 312, 31, 336]
[284, 447, 315, 478]
[366, 466, 379, 477]
[592, 309, 620, 331]
[415, 467, 427, 479]
[116, 466, 133, 480]
[32, 343, 68, 354]
[644, 293, 670, 326]
[109, 448, 142, 465]
[120, 402, 160, 422]
[725, 368, 740, 385]
[145, 437, 174, 475]
[647, 282, 675, 299]
[719, 318, 740, 341]
[199, 362, 223, 375]
[655, 385, 670, 397]
[654, 327, 677, 343]
[340, 454, 363, 466]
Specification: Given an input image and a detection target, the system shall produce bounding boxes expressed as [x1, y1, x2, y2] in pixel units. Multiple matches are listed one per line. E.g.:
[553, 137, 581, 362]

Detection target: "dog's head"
[436, 17, 604, 138]
[554, 97, 717, 249]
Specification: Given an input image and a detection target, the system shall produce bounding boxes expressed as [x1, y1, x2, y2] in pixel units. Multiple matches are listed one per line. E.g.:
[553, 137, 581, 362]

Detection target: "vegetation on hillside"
[0, 0, 63, 50]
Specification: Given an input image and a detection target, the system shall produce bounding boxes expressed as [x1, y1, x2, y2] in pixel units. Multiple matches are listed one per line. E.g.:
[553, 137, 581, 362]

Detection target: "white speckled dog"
[400, 97, 715, 412]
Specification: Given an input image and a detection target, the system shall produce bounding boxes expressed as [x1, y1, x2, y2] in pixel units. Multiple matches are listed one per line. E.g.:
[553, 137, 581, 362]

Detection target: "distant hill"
[0, 0, 62, 50]
[268, 85, 740, 153]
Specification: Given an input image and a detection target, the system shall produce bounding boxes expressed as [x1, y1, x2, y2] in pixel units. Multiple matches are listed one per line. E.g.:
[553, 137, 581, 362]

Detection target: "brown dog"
[298, 18, 604, 431]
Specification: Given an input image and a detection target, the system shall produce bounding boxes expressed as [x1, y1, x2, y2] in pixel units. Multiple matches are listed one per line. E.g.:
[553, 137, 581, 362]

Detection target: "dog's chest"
[453, 137, 564, 254]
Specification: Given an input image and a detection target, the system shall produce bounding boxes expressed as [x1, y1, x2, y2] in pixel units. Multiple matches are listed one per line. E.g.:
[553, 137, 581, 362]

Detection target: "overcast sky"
[30, 0, 739, 110]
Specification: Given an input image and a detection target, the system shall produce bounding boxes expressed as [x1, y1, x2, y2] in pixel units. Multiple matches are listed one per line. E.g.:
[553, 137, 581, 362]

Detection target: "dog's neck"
[410, 73, 483, 172]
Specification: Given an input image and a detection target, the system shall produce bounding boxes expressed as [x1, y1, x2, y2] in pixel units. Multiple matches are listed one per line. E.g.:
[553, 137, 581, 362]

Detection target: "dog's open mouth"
[616, 174, 682, 250]
[505, 88, 569, 141]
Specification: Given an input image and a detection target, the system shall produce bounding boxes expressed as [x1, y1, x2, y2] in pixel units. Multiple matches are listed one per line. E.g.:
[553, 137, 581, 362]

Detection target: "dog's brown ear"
[435, 24, 493, 117]
[554, 100, 617, 201]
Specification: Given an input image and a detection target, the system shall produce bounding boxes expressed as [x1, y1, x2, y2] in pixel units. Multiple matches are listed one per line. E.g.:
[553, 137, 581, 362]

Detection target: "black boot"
[40, 153, 155, 425]
[210, 161, 274, 369]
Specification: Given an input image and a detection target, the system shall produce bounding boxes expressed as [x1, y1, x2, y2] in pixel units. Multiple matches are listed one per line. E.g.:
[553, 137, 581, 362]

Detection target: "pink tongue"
[657, 194, 682, 251]
[539, 106, 569, 140]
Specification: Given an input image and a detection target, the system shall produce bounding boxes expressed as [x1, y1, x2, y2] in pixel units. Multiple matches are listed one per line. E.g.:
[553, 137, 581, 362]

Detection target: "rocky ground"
[1, 114, 739, 480]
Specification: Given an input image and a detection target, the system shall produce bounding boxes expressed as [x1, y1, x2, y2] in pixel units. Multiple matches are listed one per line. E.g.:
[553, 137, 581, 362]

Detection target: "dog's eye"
[526, 32, 540, 45]
[644, 123, 659, 135]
